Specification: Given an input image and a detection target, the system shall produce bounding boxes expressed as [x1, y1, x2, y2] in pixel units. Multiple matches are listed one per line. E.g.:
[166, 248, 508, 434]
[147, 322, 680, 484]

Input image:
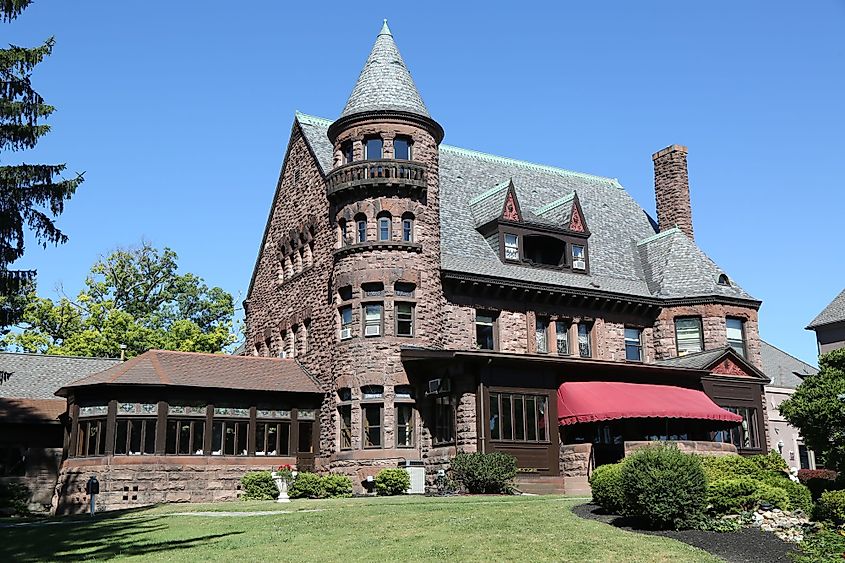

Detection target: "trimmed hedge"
[814, 489, 845, 525]
[700, 454, 762, 482]
[289, 472, 324, 499]
[748, 450, 789, 473]
[450, 452, 517, 494]
[759, 473, 813, 513]
[240, 471, 278, 501]
[374, 468, 410, 496]
[589, 462, 625, 513]
[707, 477, 789, 513]
[321, 474, 353, 498]
[621, 445, 707, 529]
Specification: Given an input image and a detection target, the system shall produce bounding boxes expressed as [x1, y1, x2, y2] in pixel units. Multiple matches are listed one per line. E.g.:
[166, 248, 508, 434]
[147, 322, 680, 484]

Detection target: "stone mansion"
[50, 22, 771, 508]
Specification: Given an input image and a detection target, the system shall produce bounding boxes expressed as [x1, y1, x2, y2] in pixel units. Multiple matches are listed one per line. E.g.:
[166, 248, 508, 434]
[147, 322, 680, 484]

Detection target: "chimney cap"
[652, 144, 688, 161]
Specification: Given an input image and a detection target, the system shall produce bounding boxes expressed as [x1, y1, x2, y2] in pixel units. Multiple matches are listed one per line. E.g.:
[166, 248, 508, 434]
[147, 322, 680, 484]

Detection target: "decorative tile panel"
[78, 405, 108, 418]
[168, 405, 207, 417]
[298, 409, 317, 420]
[257, 409, 291, 419]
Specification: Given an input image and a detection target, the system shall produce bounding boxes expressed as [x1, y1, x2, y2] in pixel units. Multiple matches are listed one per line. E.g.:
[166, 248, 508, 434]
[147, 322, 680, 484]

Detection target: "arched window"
[377, 212, 392, 241]
[393, 136, 412, 160]
[364, 136, 383, 160]
[401, 213, 414, 242]
[355, 214, 367, 243]
[717, 274, 730, 286]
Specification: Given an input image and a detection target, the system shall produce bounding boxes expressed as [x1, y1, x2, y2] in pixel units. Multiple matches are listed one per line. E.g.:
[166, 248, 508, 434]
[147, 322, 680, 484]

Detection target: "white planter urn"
[271, 472, 291, 503]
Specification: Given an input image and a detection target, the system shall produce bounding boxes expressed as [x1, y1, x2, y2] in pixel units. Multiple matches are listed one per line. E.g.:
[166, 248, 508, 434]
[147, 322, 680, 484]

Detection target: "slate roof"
[339, 21, 430, 119]
[0, 353, 120, 422]
[654, 348, 729, 370]
[760, 341, 817, 389]
[0, 353, 120, 400]
[56, 350, 322, 396]
[808, 288, 845, 329]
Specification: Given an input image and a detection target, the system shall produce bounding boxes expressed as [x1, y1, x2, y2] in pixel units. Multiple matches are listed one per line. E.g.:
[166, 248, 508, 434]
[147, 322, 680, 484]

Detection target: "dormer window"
[504, 233, 519, 261]
[572, 245, 586, 270]
[524, 235, 566, 267]
[393, 136, 412, 160]
[364, 137, 383, 160]
[341, 140, 354, 164]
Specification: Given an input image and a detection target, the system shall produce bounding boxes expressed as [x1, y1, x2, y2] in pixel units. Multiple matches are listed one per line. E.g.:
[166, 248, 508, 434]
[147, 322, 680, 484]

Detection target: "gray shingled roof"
[339, 21, 430, 119]
[0, 353, 120, 400]
[655, 348, 730, 369]
[761, 341, 817, 389]
[808, 288, 845, 329]
[295, 112, 756, 303]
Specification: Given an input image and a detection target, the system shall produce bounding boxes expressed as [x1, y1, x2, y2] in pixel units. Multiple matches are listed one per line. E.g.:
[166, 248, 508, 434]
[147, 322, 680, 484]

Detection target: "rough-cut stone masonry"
[653, 144, 694, 239]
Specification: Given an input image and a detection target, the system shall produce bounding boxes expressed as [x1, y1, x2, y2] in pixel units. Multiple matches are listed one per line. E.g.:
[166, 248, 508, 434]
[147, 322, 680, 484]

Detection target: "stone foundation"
[623, 440, 738, 457]
[0, 447, 63, 514]
[54, 455, 297, 515]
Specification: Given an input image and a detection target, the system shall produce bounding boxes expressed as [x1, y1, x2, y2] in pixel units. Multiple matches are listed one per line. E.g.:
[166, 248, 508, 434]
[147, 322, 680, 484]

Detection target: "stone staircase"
[513, 474, 592, 496]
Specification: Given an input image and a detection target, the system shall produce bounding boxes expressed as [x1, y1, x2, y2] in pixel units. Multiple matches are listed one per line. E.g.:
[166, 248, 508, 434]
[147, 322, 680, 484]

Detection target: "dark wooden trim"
[105, 400, 117, 456]
[248, 407, 257, 456]
[68, 403, 79, 458]
[155, 401, 168, 455]
[204, 405, 213, 457]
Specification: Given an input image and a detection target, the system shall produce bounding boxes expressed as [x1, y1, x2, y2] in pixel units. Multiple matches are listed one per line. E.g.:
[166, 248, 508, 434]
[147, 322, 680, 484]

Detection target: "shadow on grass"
[0, 505, 243, 562]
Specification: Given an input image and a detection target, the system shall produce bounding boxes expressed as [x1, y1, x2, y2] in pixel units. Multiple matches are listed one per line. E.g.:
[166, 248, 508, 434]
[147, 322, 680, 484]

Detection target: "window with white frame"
[504, 233, 519, 261]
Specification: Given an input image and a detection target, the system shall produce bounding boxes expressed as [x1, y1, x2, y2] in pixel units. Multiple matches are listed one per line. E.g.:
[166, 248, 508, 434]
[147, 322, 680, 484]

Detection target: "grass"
[0, 495, 719, 562]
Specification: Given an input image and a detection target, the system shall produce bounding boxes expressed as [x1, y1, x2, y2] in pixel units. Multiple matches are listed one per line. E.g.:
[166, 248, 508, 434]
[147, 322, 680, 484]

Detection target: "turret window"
[377, 212, 392, 241]
[341, 140, 354, 164]
[355, 214, 367, 243]
[394, 136, 412, 160]
[364, 137, 383, 160]
[401, 213, 414, 242]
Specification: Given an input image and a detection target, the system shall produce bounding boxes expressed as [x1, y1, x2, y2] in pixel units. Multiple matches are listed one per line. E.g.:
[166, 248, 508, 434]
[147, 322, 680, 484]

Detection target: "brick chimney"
[652, 144, 693, 240]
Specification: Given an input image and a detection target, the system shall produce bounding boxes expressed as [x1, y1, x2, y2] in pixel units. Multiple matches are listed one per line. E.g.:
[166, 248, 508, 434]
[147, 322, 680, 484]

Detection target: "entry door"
[294, 410, 318, 471]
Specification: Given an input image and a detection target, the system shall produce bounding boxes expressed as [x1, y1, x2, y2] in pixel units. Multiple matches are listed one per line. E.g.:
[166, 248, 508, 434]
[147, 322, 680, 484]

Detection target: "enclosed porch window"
[489, 392, 548, 442]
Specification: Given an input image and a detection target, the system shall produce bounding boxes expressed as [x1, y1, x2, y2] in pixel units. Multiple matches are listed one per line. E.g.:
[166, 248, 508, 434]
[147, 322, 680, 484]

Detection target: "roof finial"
[380, 19, 391, 36]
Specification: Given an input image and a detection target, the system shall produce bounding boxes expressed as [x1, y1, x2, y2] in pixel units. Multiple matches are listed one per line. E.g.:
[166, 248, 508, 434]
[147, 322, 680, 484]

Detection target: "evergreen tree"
[1, 0, 83, 327]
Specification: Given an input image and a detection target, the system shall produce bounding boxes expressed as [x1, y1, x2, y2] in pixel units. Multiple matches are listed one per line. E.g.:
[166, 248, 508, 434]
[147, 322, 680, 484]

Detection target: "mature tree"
[1, 0, 83, 327]
[779, 348, 845, 472]
[1, 242, 236, 357]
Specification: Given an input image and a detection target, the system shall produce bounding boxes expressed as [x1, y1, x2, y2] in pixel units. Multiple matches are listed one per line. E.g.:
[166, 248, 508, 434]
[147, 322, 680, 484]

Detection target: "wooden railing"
[326, 159, 427, 196]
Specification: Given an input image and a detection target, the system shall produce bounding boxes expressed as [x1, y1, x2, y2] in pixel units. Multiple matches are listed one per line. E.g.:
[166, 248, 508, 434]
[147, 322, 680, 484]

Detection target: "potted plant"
[271, 464, 295, 503]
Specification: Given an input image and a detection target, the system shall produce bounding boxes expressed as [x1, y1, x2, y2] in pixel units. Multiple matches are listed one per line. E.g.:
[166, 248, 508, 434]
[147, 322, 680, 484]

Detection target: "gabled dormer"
[469, 180, 591, 274]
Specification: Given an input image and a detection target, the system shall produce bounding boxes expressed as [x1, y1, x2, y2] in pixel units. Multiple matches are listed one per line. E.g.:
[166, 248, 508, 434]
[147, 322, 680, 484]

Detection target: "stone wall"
[0, 447, 63, 514]
[653, 144, 693, 239]
[54, 456, 296, 515]
[623, 440, 738, 457]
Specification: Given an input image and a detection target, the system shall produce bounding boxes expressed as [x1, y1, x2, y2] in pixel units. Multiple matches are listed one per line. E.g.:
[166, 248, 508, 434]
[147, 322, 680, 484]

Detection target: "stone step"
[513, 475, 567, 495]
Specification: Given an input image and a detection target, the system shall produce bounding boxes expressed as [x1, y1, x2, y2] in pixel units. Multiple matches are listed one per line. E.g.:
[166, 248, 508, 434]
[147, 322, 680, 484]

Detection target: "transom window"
[504, 233, 519, 261]
[475, 311, 496, 350]
[489, 392, 548, 442]
[726, 317, 746, 357]
[364, 137, 383, 160]
[625, 327, 644, 362]
[393, 136, 412, 160]
[675, 317, 704, 356]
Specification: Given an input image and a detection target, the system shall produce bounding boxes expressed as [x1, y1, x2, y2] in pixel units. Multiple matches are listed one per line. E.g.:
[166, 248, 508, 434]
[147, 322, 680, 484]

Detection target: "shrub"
[589, 463, 625, 513]
[621, 445, 707, 529]
[814, 490, 845, 525]
[798, 469, 838, 484]
[0, 481, 30, 516]
[707, 476, 790, 514]
[798, 469, 841, 501]
[748, 450, 789, 473]
[321, 474, 353, 498]
[759, 473, 813, 513]
[240, 471, 278, 501]
[450, 452, 517, 494]
[374, 468, 410, 496]
[699, 454, 761, 482]
[793, 529, 845, 563]
[289, 472, 324, 499]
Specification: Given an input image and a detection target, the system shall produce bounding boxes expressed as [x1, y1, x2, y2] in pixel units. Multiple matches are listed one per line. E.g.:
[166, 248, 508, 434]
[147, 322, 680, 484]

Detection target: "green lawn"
[0, 496, 718, 562]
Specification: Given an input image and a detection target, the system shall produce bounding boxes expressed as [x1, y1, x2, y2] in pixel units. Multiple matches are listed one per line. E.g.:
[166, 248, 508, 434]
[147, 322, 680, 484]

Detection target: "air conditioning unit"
[364, 324, 381, 337]
[573, 259, 586, 270]
[427, 378, 451, 395]
[339, 327, 352, 340]
[279, 350, 288, 359]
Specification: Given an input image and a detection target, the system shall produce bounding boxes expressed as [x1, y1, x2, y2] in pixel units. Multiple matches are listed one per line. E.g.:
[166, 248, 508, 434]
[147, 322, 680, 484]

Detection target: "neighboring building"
[53, 22, 773, 508]
[808, 288, 845, 354]
[760, 341, 818, 470]
[0, 353, 119, 512]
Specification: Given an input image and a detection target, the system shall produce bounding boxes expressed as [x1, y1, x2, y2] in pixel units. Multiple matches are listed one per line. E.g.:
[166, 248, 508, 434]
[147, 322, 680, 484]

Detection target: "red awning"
[556, 381, 743, 426]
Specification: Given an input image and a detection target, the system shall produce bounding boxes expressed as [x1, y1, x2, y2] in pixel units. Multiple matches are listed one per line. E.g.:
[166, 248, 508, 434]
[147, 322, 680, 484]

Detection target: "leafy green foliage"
[450, 452, 517, 494]
[707, 477, 789, 513]
[288, 472, 323, 499]
[239, 471, 278, 501]
[2, 242, 236, 357]
[0, 481, 30, 515]
[321, 474, 353, 498]
[815, 490, 845, 525]
[699, 454, 762, 482]
[780, 349, 845, 474]
[374, 468, 411, 496]
[621, 445, 707, 529]
[697, 515, 743, 532]
[748, 450, 789, 473]
[589, 462, 626, 513]
[794, 528, 845, 563]
[758, 473, 812, 513]
[1, 3, 82, 327]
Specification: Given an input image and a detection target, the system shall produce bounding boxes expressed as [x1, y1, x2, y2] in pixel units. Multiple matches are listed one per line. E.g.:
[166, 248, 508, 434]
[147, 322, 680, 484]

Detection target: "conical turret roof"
[340, 21, 430, 119]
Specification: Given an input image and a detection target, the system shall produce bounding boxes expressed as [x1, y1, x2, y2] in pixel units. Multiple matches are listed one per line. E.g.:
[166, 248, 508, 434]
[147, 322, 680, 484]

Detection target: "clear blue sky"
[6, 2, 844, 364]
